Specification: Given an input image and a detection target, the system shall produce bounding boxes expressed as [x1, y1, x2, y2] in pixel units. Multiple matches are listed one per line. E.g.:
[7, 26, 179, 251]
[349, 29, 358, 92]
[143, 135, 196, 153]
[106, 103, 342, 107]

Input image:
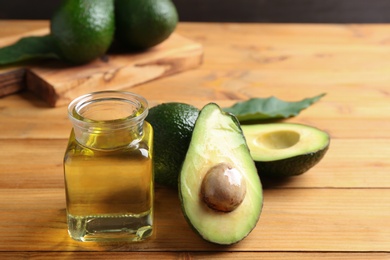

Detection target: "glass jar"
[63, 91, 154, 242]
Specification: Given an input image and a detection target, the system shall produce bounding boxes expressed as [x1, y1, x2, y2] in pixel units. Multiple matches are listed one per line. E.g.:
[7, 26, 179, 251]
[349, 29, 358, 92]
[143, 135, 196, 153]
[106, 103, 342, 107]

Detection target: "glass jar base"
[67, 212, 153, 242]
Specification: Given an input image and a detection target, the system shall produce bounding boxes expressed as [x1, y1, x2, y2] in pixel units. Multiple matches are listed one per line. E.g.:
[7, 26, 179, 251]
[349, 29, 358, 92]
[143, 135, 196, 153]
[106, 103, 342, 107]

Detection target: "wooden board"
[0, 28, 49, 97]
[0, 28, 203, 107]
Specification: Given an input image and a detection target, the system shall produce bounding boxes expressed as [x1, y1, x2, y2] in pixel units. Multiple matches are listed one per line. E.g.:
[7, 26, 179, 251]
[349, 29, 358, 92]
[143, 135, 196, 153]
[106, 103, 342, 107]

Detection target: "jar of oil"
[63, 91, 154, 242]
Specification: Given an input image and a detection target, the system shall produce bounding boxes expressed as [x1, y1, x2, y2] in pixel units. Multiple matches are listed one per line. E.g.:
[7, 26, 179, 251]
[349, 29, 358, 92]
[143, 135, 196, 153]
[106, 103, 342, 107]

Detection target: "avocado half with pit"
[179, 103, 263, 245]
[241, 123, 330, 178]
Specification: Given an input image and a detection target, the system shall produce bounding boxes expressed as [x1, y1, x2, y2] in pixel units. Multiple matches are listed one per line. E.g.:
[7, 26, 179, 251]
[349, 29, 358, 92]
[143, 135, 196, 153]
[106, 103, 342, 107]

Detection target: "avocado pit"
[200, 162, 246, 212]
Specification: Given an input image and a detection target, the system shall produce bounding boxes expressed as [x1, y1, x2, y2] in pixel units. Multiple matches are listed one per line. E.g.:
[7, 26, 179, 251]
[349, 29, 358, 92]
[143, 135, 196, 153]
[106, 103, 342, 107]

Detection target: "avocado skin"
[241, 123, 330, 179]
[114, 0, 178, 50]
[146, 102, 199, 189]
[255, 145, 329, 178]
[50, 0, 115, 64]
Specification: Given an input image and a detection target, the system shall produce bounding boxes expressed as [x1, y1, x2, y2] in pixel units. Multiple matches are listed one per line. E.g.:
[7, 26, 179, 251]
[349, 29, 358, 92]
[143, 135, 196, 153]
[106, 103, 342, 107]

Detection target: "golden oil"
[63, 91, 154, 242]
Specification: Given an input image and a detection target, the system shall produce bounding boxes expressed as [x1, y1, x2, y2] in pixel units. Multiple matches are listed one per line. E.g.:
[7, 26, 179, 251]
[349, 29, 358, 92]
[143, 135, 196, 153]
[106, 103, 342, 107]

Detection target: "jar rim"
[68, 91, 149, 129]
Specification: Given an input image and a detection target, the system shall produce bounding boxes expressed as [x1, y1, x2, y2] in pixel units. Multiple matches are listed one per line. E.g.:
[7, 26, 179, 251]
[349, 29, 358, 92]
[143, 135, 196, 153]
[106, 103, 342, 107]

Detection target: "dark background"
[1, 0, 390, 23]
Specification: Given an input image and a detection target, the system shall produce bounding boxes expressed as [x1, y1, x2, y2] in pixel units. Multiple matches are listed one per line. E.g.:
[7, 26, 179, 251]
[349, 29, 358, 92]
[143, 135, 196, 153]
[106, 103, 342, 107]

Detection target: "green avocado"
[146, 103, 199, 189]
[114, 0, 178, 50]
[241, 123, 330, 178]
[50, 0, 115, 64]
[179, 103, 263, 245]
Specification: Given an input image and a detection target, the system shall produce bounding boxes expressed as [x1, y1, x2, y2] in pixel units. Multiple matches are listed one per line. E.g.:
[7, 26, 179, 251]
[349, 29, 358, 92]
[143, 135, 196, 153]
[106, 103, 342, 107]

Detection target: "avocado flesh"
[242, 123, 330, 178]
[179, 103, 263, 245]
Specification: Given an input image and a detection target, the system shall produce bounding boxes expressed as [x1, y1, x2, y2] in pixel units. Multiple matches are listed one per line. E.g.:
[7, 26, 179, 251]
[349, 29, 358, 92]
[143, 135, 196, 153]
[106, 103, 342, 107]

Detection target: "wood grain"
[0, 90, 389, 139]
[26, 33, 203, 107]
[0, 25, 203, 106]
[0, 188, 388, 252]
[0, 20, 389, 258]
[1, 138, 390, 189]
[0, 28, 49, 96]
[0, 252, 389, 260]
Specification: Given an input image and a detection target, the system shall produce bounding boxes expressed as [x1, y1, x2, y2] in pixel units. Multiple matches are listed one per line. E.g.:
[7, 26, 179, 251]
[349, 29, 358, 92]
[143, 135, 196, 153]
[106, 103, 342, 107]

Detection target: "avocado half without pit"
[179, 103, 263, 245]
[241, 123, 330, 178]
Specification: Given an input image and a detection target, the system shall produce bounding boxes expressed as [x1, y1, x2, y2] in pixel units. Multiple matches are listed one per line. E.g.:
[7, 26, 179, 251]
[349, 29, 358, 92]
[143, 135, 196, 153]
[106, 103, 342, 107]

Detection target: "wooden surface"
[1, 20, 389, 259]
[0, 28, 203, 107]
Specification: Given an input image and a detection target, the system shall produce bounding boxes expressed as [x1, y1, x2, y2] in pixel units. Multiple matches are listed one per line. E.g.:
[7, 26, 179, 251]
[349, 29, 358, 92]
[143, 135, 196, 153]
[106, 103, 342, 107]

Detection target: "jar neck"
[68, 91, 149, 150]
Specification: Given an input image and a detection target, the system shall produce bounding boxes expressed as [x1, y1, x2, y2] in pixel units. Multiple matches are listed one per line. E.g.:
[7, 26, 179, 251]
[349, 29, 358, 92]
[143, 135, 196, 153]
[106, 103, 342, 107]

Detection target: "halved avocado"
[241, 123, 330, 178]
[179, 103, 263, 245]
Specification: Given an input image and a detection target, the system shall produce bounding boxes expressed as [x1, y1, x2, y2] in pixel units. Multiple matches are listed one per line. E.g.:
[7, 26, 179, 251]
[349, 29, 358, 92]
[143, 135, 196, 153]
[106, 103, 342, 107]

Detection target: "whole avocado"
[50, 0, 115, 64]
[114, 0, 178, 50]
[146, 103, 199, 189]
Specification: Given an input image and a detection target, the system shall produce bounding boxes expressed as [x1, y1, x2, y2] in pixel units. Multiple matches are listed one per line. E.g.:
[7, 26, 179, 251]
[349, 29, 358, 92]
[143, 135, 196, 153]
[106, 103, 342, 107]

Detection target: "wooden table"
[1, 20, 389, 259]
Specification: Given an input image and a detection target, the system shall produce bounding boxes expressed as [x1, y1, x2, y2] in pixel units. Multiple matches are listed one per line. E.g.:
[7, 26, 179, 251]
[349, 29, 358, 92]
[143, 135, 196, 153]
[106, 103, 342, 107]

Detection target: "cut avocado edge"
[179, 103, 263, 245]
[241, 123, 330, 178]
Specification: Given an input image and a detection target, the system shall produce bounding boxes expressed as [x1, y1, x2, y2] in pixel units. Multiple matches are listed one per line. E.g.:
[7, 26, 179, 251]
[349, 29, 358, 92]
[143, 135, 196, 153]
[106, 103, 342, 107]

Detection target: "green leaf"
[0, 34, 60, 65]
[223, 93, 326, 122]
